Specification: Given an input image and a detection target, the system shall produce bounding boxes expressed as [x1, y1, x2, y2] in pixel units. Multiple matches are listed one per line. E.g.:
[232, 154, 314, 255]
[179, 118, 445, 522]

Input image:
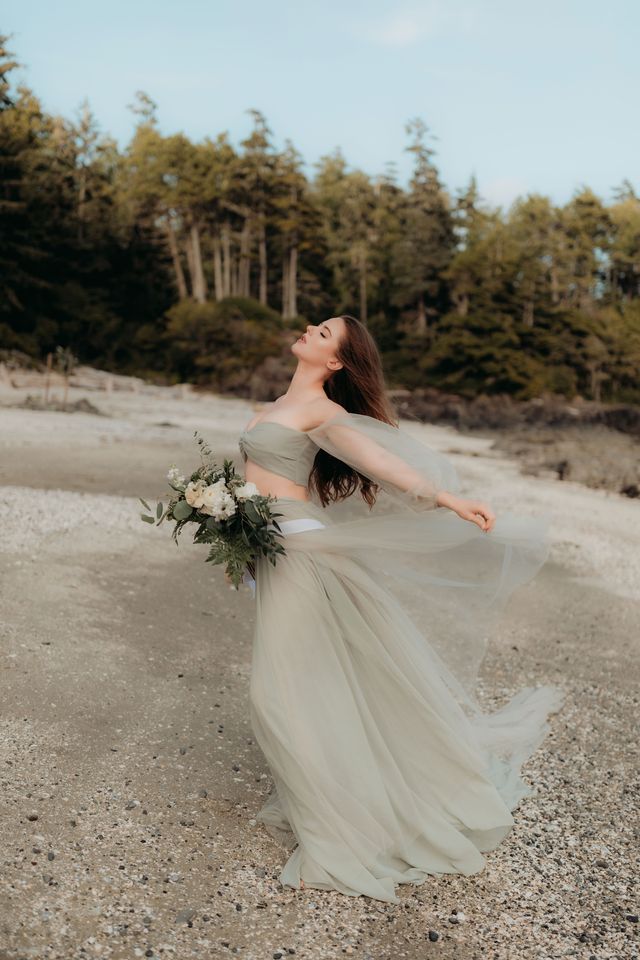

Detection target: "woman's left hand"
[446, 494, 496, 532]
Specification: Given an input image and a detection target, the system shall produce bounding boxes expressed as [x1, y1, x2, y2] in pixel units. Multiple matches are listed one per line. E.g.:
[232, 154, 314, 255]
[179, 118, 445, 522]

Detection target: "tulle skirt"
[248, 496, 565, 904]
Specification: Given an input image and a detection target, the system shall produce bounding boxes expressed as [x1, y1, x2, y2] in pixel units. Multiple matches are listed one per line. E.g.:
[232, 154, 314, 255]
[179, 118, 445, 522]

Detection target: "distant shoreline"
[1, 358, 638, 501]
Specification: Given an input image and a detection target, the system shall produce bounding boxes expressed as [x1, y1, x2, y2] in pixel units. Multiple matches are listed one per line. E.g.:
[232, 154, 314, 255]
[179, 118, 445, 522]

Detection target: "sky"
[5, 0, 639, 211]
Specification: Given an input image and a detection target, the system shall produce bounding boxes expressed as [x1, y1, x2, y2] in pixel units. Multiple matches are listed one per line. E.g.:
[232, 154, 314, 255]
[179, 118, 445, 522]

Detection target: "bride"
[235, 313, 565, 904]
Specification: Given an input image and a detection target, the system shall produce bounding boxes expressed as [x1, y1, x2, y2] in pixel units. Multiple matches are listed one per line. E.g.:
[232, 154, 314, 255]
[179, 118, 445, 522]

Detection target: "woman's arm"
[307, 409, 496, 531]
[435, 489, 496, 532]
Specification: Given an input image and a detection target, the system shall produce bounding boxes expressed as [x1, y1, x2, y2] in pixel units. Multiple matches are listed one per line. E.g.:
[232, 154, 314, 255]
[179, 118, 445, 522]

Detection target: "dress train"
[248, 496, 565, 904]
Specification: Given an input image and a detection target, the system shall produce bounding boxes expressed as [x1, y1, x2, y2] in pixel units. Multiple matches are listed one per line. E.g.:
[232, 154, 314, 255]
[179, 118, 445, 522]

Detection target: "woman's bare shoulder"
[308, 397, 348, 428]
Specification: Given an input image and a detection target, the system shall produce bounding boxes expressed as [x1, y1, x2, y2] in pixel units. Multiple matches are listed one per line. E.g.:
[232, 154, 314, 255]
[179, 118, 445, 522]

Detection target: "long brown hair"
[308, 314, 399, 509]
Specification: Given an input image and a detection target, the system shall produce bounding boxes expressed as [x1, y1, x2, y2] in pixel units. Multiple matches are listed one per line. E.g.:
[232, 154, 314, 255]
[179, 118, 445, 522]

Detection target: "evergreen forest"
[1, 33, 639, 401]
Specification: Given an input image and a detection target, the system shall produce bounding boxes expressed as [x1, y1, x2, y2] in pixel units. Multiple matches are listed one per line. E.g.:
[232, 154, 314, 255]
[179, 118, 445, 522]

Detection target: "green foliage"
[164, 297, 284, 388]
[1, 33, 639, 402]
[139, 432, 289, 587]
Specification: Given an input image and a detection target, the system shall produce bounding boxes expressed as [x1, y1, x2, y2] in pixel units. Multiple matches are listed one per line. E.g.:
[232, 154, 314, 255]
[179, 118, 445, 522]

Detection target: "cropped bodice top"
[238, 421, 318, 487]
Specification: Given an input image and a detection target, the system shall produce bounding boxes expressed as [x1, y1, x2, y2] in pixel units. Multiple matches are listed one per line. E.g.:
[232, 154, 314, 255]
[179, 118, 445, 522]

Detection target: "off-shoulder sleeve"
[306, 411, 460, 511]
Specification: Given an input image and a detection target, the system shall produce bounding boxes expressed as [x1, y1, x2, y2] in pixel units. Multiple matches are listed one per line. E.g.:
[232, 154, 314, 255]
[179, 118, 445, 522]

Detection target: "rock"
[428, 930, 439, 941]
[26, 813, 38, 821]
[175, 908, 195, 924]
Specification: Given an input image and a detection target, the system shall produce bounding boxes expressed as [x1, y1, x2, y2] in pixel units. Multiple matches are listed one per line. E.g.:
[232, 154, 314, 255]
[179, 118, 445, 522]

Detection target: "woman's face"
[292, 317, 347, 370]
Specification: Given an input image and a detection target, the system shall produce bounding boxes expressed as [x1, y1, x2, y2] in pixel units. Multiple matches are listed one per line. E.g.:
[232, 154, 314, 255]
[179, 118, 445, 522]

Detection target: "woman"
[237, 313, 565, 904]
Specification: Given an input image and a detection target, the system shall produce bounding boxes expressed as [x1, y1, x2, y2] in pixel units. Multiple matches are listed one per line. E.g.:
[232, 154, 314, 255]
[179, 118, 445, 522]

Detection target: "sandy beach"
[0, 375, 637, 960]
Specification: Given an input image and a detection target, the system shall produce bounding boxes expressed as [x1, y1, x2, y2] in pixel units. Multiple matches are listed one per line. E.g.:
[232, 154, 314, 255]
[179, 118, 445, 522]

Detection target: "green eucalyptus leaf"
[243, 500, 261, 523]
[172, 499, 194, 521]
[140, 514, 155, 524]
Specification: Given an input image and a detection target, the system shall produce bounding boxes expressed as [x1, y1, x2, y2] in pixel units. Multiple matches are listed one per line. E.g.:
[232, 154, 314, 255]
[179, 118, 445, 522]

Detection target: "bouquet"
[139, 431, 287, 589]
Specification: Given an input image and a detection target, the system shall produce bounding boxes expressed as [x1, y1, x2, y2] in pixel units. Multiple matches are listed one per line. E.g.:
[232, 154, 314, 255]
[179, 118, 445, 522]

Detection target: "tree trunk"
[288, 243, 298, 318]
[166, 220, 188, 300]
[190, 221, 207, 303]
[259, 220, 268, 305]
[212, 233, 223, 301]
[239, 217, 251, 297]
[185, 236, 196, 298]
[523, 299, 534, 326]
[231, 254, 239, 296]
[222, 221, 231, 297]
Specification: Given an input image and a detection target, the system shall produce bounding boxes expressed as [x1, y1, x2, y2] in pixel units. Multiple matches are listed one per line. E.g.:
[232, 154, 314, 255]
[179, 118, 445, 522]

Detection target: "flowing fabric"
[242, 412, 566, 903]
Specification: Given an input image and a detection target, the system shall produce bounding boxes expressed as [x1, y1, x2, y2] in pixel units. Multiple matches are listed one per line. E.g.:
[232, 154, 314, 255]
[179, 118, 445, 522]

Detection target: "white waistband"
[267, 517, 326, 535]
[240, 516, 326, 598]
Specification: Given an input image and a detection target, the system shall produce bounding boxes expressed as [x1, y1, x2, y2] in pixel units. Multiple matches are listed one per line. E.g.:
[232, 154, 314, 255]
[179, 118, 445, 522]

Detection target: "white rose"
[202, 491, 237, 520]
[217, 496, 237, 519]
[235, 481, 260, 501]
[184, 479, 207, 508]
[199, 480, 228, 515]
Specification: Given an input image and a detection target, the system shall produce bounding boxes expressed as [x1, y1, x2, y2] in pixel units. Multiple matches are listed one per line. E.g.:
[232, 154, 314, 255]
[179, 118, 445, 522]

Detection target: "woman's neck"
[281, 363, 329, 401]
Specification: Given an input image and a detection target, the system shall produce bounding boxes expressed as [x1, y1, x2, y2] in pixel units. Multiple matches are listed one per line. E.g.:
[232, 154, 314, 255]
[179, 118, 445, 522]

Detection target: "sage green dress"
[238, 414, 565, 904]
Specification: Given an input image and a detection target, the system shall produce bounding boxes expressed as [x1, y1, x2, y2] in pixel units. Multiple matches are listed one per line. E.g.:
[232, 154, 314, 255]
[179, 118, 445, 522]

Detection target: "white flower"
[235, 481, 260, 501]
[198, 479, 236, 520]
[167, 464, 186, 488]
[184, 479, 207, 508]
[217, 496, 237, 520]
[199, 479, 228, 515]
[203, 495, 237, 520]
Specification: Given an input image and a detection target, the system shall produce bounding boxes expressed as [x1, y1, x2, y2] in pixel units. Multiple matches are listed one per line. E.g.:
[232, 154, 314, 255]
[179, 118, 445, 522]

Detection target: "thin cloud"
[361, 2, 478, 47]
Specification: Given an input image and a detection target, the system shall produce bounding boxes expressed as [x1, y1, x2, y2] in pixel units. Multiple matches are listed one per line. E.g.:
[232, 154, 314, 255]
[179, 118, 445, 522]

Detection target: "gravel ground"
[0, 380, 638, 960]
